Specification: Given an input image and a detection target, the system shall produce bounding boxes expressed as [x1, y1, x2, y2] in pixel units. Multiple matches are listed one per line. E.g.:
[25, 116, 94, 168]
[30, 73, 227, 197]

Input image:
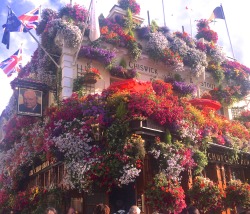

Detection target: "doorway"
[109, 183, 136, 213]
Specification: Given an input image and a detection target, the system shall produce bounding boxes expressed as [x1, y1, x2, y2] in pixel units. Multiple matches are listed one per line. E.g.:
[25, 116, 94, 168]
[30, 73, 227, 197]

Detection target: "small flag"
[1, 9, 21, 49]
[209, 6, 225, 21]
[18, 7, 40, 32]
[89, 0, 100, 42]
[0, 47, 22, 77]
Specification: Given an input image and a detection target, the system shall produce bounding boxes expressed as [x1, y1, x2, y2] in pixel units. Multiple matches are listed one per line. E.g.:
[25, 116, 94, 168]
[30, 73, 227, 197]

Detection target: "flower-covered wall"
[1, 1, 250, 213]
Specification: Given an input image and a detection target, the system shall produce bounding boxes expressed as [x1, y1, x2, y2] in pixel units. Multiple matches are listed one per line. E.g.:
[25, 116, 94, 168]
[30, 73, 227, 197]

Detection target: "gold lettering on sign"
[29, 161, 51, 176]
[224, 154, 229, 162]
[207, 152, 250, 166]
[211, 153, 216, 161]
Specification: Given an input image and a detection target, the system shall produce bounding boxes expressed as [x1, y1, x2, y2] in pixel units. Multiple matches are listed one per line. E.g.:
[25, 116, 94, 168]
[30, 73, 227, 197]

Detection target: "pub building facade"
[0, 2, 250, 214]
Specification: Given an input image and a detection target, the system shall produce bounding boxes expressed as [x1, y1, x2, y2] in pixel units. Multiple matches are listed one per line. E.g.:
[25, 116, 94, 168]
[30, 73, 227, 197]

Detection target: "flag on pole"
[0, 47, 22, 77]
[18, 7, 40, 32]
[89, 0, 100, 42]
[1, 7, 40, 49]
[1, 9, 21, 49]
[209, 6, 225, 21]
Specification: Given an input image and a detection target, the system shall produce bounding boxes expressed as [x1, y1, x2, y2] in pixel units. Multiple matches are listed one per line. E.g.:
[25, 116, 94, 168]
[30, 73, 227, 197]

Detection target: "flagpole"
[7, 6, 60, 69]
[162, 0, 166, 26]
[189, 17, 192, 37]
[39, 5, 41, 22]
[220, 4, 235, 60]
[72, 0, 93, 65]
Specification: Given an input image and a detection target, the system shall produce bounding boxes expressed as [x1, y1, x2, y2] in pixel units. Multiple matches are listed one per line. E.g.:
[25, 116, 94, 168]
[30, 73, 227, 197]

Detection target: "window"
[231, 107, 245, 119]
[58, 164, 65, 184]
[230, 167, 244, 181]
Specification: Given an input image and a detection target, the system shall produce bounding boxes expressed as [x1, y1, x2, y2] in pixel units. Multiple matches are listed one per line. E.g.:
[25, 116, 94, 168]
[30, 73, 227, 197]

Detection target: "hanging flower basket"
[224, 180, 250, 210]
[188, 176, 225, 213]
[83, 67, 101, 84]
[145, 172, 186, 214]
[83, 73, 99, 84]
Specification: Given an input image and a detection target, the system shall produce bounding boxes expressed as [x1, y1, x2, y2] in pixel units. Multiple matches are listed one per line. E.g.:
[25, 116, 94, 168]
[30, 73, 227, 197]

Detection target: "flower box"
[83, 73, 98, 84]
[130, 119, 165, 136]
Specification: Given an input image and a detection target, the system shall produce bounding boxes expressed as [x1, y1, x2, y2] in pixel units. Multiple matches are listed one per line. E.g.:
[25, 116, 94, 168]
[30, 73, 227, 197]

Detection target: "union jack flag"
[0, 47, 22, 77]
[18, 7, 40, 32]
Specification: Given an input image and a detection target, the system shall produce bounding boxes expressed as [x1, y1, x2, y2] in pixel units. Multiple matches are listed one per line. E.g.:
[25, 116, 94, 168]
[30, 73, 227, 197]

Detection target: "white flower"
[148, 148, 161, 159]
[119, 164, 141, 185]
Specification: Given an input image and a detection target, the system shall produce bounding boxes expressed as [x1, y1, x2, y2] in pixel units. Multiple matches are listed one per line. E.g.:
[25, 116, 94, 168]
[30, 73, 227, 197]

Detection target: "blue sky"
[0, 0, 250, 114]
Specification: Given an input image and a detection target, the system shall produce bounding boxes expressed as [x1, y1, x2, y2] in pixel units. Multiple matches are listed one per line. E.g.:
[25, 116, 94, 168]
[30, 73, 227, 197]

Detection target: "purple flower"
[118, 0, 141, 14]
[136, 26, 151, 40]
[165, 77, 197, 96]
[79, 46, 116, 65]
[109, 66, 137, 78]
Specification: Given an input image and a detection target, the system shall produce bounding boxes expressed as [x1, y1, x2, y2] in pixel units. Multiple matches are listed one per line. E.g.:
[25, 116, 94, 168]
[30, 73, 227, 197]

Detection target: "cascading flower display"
[20, 1, 250, 107]
[51, 119, 98, 191]
[58, 3, 88, 23]
[224, 180, 250, 210]
[78, 46, 116, 66]
[99, 17, 142, 61]
[148, 138, 196, 181]
[109, 65, 137, 79]
[146, 32, 169, 60]
[175, 31, 195, 48]
[118, 0, 141, 14]
[188, 176, 225, 213]
[235, 110, 250, 129]
[1, 79, 250, 211]
[1, 1, 250, 212]
[183, 48, 208, 77]
[165, 77, 197, 97]
[145, 172, 186, 214]
[195, 19, 218, 43]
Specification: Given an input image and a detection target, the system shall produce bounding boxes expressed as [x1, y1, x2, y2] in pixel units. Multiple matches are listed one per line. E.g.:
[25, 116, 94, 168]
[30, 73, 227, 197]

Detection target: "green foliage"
[207, 63, 225, 83]
[173, 73, 183, 82]
[164, 128, 172, 144]
[119, 58, 127, 68]
[151, 20, 159, 32]
[124, 9, 136, 37]
[125, 134, 146, 160]
[73, 76, 85, 92]
[193, 150, 208, 175]
[106, 121, 129, 151]
[127, 40, 142, 61]
[116, 102, 128, 119]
